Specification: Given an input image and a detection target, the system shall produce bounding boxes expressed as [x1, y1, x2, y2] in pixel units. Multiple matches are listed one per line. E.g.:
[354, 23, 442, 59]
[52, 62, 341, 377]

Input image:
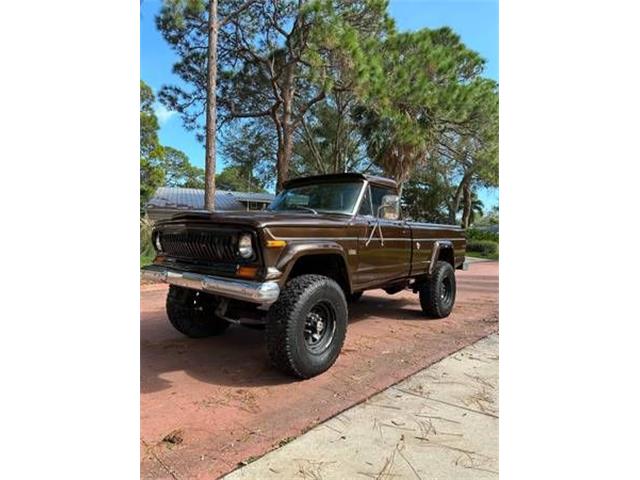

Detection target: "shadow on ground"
[141, 293, 441, 393]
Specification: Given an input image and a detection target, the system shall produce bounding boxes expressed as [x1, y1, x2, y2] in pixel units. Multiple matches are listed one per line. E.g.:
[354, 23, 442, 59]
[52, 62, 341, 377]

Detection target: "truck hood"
[156, 210, 353, 229]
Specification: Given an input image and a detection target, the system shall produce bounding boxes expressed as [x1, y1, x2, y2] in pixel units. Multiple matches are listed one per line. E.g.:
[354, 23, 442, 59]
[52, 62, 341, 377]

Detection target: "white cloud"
[154, 103, 176, 125]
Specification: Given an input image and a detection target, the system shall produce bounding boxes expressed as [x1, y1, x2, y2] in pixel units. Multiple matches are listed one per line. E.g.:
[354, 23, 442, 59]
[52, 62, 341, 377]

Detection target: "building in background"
[145, 187, 274, 222]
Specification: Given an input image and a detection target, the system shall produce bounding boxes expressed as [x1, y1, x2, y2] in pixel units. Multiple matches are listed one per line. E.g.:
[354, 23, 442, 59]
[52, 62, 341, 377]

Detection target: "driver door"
[354, 184, 411, 289]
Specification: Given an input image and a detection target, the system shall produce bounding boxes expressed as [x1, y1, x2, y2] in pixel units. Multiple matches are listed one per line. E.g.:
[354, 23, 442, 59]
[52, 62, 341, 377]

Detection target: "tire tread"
[166, 286, 230, 338]
[265, 274, 347, 379]
[419, 261, 456, 318]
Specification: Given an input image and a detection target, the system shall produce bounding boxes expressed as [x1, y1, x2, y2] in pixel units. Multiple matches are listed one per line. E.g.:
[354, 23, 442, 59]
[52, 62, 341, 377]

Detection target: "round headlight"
[238, 233, 253, 259]
[154, 232, 162, 252]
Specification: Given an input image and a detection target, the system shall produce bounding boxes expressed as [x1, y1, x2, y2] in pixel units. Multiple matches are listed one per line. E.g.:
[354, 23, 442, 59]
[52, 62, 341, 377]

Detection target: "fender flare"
[276, 241, 353, 290]
[429, 240, 454, 275]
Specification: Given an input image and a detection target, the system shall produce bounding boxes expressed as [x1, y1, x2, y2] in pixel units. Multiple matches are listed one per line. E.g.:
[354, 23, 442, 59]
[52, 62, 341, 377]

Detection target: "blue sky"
[141, 0, 499, 208]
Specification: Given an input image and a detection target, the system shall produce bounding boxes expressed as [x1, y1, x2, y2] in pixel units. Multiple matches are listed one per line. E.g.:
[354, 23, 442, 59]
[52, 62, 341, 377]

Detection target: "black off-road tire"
[166, 286, 230, 338]
[419, 261, 457, 318]
[265, 275, 348, 379]
[348, 291, 363, 302]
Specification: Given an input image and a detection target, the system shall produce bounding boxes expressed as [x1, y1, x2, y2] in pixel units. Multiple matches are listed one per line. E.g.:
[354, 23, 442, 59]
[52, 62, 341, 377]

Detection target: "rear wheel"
[266, 275, 348, 379]
[166, 286, 230, 338]
[419, 261, 457, 318]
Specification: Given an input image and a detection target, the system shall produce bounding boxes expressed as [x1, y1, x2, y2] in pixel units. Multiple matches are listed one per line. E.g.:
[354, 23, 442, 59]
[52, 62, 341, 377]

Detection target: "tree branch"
[220, 0, 259, 27]
[300, 117, 326, 173]
[293, 90, 326, 124]
[226, 104, 273, 118]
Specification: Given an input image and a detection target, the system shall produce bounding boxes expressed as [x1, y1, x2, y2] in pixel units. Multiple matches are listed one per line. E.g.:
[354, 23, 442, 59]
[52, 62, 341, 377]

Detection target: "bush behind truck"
[142, 173, 467, 379]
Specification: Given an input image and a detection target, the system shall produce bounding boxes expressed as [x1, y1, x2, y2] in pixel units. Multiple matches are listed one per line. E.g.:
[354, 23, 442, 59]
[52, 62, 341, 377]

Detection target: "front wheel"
[266, 275, 348, 379]
[348, 291, 363, 302]
[166, 286, 230, 338]
[419, 261, 457, 318]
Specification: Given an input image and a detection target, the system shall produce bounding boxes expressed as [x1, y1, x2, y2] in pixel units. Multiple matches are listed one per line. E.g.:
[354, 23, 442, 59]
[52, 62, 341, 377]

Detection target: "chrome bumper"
[141, 265, 280, 305]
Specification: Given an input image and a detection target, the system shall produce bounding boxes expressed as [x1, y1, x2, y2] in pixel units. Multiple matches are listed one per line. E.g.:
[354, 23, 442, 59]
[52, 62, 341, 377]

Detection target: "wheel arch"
[278, 244, 352, 296]
[429, 240, 455, 274]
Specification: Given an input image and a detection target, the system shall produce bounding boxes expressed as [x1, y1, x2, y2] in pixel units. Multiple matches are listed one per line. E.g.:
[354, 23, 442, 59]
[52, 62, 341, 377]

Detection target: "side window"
[358, 185, 373, 216]
[371, 185, 396, 218]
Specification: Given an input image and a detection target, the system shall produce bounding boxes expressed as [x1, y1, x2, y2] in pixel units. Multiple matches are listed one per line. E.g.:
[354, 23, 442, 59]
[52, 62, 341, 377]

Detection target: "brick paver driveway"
[141, 261, 498, 479]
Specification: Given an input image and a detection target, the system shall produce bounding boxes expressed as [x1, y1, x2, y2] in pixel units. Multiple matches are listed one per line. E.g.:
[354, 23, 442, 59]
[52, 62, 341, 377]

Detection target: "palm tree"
[459, 189, 484, 228]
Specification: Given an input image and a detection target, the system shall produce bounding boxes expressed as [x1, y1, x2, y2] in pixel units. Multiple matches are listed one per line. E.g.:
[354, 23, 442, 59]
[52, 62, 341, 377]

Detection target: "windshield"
[268, 181, 364, 214]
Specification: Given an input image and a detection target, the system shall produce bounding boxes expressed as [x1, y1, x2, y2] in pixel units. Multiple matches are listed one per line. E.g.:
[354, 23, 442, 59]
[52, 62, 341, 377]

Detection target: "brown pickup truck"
[142, 173, 467, 378]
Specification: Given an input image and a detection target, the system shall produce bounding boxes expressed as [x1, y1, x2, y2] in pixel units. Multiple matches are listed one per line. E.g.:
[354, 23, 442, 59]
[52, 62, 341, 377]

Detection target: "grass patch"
[141, 252, 155, 267]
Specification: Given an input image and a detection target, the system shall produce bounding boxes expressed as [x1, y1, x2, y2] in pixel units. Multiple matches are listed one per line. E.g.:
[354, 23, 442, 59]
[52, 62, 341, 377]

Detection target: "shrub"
[140, 215, 155, 265]
[466, 240, 499, 256]
[467, 228, 499, 243]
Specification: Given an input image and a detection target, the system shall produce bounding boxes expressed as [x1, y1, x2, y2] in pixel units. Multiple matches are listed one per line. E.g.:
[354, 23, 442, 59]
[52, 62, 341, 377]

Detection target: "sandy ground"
[140, 261, 498, 479]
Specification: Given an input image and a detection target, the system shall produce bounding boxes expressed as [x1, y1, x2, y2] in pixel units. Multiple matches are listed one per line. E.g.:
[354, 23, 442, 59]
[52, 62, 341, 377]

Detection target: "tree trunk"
[276, 66, 295, 192]
[461, 183, 472, 228]
[333, 95, 344, 173]
[449, 180, 464, 223]
[449, 171, 473, 224]
[277, 124, 294, 191]
[204, 0, 218, 211]
[276, 147, 284, 192]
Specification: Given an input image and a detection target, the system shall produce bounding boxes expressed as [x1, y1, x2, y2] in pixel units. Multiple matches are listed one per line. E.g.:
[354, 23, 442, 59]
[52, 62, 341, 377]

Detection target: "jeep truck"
[142, 173, 467, 379]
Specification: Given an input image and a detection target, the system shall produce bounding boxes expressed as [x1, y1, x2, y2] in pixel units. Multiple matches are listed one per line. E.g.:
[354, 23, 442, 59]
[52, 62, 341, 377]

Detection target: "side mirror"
[377, 194, 400, 220]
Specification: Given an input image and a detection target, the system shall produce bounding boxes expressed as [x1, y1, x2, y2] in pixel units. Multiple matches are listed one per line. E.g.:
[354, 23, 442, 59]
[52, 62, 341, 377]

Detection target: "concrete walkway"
[224, 334, 499, 479]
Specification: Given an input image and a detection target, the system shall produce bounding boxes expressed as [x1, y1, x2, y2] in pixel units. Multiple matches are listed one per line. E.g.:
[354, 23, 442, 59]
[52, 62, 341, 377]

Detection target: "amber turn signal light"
[236, 266, 258, 279]
[265, 239, 287, 248]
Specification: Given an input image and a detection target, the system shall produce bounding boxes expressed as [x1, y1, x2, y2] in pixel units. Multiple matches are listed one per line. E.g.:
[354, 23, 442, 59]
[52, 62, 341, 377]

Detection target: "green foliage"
[140, 80, 161, 157]
[140, 215, 156, 266]
[153, 1, 498, 214]
[352, 27, 498, 223]
[401, 168, 452, 223]
[140, 157, 165, 212]
[140, 80, 165, 211]
[157, 0, 392, 188]
[466, 239, 498, 256]
[140, 79, 205, 211]
[354, 27, 490, 185]
[474, 205, 499, 226]
[220, 120, 276, 188]
[161, 146, 205, 188]
[292, 93, 370, 177]
[467, 228, 499, 243]
[216, 165, 266, 192]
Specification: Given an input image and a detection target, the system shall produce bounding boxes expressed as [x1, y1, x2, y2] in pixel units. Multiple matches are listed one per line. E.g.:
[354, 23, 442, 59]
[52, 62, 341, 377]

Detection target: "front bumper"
[141, 265, 280, 305]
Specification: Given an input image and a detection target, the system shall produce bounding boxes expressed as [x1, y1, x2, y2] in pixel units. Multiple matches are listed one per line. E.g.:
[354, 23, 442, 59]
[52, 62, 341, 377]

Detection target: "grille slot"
[160, 230, 238, 263]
